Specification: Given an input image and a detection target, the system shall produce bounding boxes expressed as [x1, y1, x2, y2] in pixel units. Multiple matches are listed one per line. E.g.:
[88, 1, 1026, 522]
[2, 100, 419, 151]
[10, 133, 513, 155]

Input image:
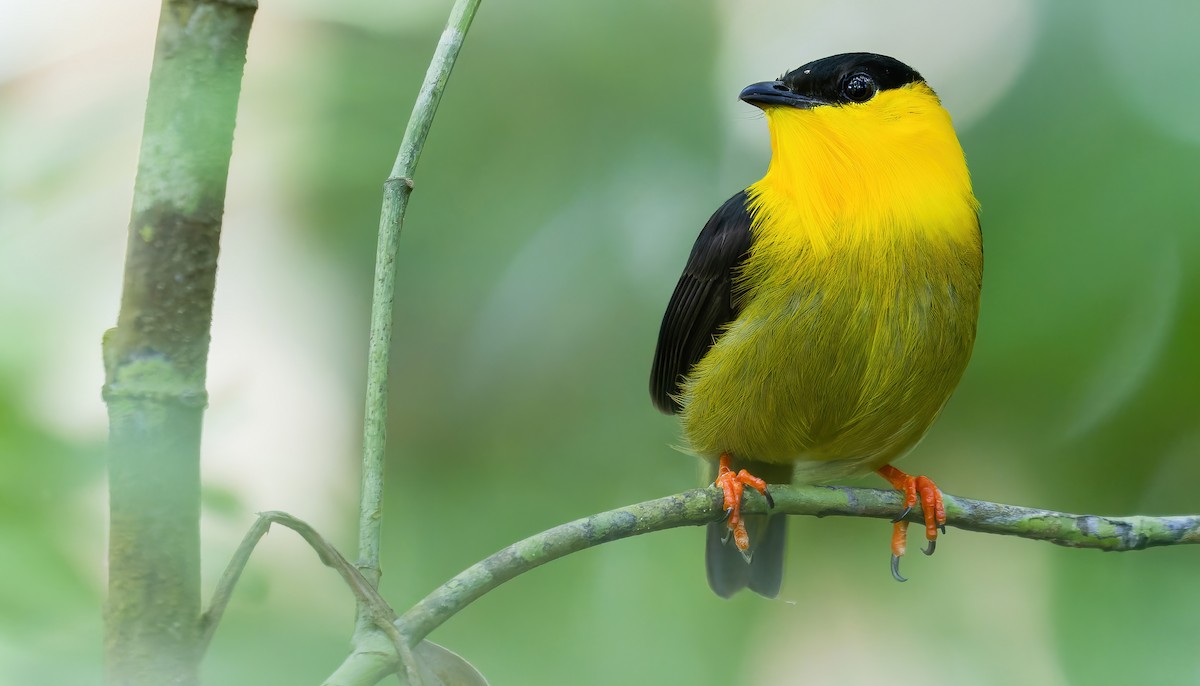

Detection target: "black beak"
[739, 81, 823, 109]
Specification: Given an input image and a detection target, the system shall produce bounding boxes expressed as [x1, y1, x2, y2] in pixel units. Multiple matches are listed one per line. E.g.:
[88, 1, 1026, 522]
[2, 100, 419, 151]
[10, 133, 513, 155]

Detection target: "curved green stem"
[395, 485, 1200, 645]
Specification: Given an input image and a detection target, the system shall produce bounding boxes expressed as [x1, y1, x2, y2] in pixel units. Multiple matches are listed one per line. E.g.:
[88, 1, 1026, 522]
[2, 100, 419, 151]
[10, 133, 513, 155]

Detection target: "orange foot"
[876, 464, 947, 582]
[714, 453, 774, 552]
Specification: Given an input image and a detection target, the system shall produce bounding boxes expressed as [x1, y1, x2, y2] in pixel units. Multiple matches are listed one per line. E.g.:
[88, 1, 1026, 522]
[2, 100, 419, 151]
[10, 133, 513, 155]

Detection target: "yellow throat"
[748, 82, 979, 258]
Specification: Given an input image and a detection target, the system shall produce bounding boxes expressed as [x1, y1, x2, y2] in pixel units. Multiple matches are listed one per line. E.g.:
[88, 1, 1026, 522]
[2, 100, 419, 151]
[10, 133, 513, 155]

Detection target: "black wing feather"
[649, 190, 754, 414]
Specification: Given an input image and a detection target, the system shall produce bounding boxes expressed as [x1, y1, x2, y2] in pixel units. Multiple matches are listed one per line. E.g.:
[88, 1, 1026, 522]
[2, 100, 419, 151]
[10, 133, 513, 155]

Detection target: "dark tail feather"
[704, 459, 792, 598]
[748, 514, 786, 597]
[705, 513, 786, 598]
[706, 521, 749, 598]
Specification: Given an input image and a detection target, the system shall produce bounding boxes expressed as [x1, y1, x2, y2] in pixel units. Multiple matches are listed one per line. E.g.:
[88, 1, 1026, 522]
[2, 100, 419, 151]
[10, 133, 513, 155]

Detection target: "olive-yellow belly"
[678, 234, 981, 481]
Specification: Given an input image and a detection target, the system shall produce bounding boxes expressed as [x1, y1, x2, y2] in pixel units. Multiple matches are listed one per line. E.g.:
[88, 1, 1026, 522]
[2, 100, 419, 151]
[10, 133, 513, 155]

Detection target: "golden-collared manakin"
[650, 53, 982, 597]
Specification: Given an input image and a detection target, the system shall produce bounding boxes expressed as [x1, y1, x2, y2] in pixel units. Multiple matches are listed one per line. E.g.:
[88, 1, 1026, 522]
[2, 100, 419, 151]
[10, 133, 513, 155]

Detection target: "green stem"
[357, 0, 482, 591]
[202, 510, 423, 685]
[102, 0, 255, 684]
[198, 515, 272, 653]
[395, 485, 1200, 645]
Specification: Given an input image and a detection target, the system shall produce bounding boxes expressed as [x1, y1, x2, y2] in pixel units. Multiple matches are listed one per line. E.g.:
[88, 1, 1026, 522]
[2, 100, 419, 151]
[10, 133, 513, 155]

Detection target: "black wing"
[649, 190, 754, 414]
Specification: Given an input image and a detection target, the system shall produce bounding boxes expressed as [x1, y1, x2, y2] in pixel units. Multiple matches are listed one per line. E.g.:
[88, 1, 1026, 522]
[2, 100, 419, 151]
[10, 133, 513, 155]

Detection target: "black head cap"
[741, 53, 925, 109]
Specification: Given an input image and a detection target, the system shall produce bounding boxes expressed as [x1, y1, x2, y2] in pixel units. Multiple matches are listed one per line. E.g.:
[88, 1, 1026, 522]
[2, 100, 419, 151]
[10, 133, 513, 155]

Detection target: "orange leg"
[714, 453, 774, 551]
[876, 464, 947, 582]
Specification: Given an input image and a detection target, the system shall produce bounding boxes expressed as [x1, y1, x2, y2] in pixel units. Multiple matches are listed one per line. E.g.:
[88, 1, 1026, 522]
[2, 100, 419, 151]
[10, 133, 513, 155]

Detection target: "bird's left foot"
[876, 464, 946, 582]
[714, 453, 774, 553]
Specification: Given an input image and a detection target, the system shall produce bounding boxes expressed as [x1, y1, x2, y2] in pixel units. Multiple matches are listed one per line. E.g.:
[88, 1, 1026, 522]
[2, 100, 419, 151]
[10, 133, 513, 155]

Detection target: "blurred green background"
[2, 0, 1199, 684]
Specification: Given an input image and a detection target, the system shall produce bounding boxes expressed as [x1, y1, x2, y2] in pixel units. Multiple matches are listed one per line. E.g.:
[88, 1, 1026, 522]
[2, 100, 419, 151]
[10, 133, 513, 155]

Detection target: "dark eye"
[842, 73, 876, 103]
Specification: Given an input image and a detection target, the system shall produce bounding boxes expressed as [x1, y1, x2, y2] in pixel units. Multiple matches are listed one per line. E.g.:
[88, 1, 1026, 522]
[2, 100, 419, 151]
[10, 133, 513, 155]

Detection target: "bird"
[649, 53, 982, 598]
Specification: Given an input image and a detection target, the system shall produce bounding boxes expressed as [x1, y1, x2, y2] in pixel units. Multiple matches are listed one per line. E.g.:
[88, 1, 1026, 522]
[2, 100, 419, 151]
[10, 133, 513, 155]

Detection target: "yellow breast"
[679, 83, 983, 479]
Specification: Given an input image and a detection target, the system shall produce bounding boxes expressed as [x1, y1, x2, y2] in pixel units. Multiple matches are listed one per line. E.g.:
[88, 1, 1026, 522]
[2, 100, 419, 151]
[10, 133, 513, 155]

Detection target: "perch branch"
[395, 485, 1200, 646]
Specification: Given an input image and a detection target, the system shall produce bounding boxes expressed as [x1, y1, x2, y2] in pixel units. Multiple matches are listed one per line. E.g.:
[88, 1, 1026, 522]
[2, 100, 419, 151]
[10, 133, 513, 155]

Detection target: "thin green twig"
[394, 485, 1200, 646]
[198, 516, 271, 652]
[357, 0, 482, 590]
[199, 508, 438, 685]
[200, 512, 405, 659]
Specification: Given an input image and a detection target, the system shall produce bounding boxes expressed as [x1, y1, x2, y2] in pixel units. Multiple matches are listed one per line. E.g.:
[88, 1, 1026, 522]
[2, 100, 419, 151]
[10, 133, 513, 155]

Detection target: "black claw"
[890, 554, 907, 583]
[892, 505, 912, 524]
[763, 487, 775, 509]
[721, 528, 731, 545]
[724, 506, 734, 519]
[923, 540, 936, 556]
[939, 524, 947, 535]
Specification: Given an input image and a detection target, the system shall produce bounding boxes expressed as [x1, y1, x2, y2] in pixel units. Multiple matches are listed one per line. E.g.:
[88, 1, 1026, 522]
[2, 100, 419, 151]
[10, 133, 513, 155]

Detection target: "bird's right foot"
[714, 453, 774, 553]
